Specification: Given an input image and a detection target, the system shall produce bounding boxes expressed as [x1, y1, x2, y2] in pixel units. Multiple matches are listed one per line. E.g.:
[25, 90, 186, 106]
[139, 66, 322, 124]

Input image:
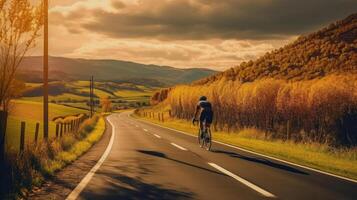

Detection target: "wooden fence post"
[56, 123, 59, 138]
[35, 123, 40, 143]
[20, 122, 25, 153]
[60, 123, 63, 137]
[74, 119, 77, 131]
[64, 123, 67, 133]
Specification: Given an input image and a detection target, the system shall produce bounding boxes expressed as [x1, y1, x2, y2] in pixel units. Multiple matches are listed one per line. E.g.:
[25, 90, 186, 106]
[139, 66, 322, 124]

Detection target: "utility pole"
[43, 0, 49, 139]
[89, 76, 95, 117]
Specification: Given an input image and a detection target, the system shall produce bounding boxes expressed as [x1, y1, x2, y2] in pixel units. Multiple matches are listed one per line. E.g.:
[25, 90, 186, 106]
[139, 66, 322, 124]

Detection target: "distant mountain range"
[17, 56, 217, 86]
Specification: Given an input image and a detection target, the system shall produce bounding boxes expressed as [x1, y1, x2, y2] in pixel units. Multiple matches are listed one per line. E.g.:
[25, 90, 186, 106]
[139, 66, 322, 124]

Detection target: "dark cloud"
[53, 0, 357, 40]
[111, 0, 126, 10]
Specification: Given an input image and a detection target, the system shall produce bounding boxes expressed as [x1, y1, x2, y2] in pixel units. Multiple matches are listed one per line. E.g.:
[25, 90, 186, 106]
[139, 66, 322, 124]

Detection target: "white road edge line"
[153, 134, 161, 139]
[132, 114, 357, 184]
[171, 142, 187, 151]
[66, 116, 116, 200]
[208, 163, 276, 198]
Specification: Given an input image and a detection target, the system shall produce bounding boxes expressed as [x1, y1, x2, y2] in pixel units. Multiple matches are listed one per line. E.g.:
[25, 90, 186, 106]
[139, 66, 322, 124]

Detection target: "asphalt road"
[70, 112, 357, 200]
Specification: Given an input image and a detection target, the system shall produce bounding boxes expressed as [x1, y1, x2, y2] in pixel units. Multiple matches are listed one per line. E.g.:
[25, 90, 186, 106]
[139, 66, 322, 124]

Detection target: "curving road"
[68, 111, 357, 200]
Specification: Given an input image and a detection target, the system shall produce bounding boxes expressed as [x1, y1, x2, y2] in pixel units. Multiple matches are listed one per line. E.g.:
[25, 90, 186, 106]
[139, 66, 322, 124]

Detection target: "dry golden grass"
[2, 115, 106, 199]
[162, 75, 357, 144]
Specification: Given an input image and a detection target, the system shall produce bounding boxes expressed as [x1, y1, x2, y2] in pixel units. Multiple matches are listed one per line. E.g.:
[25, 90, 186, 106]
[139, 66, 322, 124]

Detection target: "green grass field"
[8, 79, 155, 151]
[6, 100, 87, 151]
[135, 111, 357, 180]
[23, 81, 154, 106]
[21, 93, 89, 102]
[114, 89, 152, 97]
[78, 88, 114, 98]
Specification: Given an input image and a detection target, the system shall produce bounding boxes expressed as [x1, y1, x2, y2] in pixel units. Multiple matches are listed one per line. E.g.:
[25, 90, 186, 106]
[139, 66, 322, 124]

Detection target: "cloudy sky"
[31, 0, 357, 70]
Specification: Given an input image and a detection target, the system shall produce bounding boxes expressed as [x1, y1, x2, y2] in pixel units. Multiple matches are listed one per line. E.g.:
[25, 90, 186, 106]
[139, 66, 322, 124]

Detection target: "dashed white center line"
[153, 134, 161, 139]
[143, 129, 148, 132]
[135, 125, 139, 128]
[170, 143, 187, 151]
[208, 163, 276, 198]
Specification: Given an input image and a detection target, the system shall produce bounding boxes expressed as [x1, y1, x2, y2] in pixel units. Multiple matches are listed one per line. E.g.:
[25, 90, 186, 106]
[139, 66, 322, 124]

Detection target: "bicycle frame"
[195, 120, 212, 151]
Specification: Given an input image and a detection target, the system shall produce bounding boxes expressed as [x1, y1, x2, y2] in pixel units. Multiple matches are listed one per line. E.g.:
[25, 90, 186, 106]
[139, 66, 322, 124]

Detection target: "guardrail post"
[35, 123, 39, 143]
[20, 122, 25, 153]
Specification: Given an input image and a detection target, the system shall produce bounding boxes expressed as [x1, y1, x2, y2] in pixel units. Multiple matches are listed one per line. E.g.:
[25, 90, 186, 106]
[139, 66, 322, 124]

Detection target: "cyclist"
[192, 96, 213, 139]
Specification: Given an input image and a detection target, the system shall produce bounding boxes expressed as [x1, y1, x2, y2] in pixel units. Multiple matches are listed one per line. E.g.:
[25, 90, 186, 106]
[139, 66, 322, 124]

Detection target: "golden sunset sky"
[31, 0, 357, 70]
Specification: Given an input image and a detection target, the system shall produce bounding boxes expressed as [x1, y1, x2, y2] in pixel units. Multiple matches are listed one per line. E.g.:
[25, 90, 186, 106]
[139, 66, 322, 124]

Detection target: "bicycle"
[193, 120, 212, 151]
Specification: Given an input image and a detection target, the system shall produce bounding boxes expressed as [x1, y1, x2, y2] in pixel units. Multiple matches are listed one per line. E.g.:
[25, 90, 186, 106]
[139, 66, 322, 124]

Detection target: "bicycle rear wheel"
[204, 128, 212, 151]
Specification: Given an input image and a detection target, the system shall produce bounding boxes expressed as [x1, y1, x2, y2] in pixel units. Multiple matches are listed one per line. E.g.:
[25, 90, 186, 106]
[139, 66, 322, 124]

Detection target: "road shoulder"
[28, 117, 113, 200]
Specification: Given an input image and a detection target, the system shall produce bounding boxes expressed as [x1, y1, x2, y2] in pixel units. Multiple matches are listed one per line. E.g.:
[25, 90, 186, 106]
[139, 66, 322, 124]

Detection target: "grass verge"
[134, 113, 357, 181]
[0, 115, 106, 199]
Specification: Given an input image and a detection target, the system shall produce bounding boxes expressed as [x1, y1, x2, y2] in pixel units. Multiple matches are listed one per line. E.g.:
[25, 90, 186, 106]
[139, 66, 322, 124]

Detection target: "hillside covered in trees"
[195, 13, 357, 85]
[153, 13, 357, 146]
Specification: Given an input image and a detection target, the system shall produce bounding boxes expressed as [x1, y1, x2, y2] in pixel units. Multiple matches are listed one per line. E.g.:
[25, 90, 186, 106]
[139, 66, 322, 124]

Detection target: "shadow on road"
[85, 171, 193, 200]
[212, 150, 308, 175]
[81, 156, 194, 200]
[137, 150, 226, 176]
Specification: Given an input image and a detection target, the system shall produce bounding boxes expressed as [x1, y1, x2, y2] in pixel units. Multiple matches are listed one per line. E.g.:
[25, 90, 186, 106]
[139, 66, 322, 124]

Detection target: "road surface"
[69, 112, 357, 200]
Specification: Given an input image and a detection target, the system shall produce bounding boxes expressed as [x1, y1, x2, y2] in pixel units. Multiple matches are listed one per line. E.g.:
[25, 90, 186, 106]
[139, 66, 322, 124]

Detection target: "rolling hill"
[194, 13, 357, 85]
[17, 56, 217, 86]
[152, 13, 357, 146]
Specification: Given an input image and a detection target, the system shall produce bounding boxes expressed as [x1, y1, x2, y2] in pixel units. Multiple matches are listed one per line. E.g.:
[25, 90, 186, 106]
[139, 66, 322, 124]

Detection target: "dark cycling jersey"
[197, 100, 213, 124]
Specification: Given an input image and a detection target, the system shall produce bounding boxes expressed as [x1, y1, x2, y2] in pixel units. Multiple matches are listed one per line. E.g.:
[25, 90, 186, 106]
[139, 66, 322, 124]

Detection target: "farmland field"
[22, 81, 156, 109]
[6, 80, 157, 151]
[6, 100, 86, 151]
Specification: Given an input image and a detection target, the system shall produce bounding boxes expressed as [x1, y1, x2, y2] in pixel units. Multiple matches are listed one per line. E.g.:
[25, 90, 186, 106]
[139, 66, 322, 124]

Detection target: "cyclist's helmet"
[199, 96, 207, 101]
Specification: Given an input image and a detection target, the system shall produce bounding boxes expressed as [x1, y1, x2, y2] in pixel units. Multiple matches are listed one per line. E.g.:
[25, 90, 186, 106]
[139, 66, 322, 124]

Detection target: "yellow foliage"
[164, 75, 357, 144]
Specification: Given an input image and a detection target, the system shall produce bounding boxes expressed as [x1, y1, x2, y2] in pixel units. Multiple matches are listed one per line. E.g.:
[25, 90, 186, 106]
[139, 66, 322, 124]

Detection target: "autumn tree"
[100, 96, 112, 113]
[0, 0, 43, 162]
